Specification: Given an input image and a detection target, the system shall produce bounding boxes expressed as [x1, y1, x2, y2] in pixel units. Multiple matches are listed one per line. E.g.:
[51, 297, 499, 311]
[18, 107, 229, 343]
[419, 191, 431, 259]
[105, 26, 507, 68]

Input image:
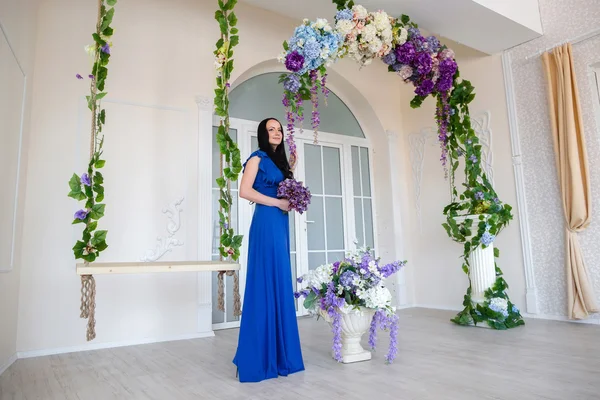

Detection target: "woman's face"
[266, 119, 283, 149]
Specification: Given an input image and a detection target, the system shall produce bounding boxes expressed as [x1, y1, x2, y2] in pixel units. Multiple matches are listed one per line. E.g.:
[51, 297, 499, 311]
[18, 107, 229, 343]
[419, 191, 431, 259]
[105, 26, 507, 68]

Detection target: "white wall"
[0, 0, 39, 374]
[397, 45, 527, 311]
[15, 0, 405, 355]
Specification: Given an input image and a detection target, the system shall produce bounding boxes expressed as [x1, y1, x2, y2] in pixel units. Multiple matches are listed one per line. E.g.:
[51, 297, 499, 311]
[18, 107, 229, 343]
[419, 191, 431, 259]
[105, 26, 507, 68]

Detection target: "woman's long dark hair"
[257, 117, 293, 179]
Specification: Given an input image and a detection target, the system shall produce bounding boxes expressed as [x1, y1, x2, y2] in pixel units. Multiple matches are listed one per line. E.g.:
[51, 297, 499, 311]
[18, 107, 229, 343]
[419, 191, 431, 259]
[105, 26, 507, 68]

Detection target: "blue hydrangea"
[335, 9, 354, 21]
[481, 232, 495, 246]
[287, 23, 343, 75]
[512, 305, 519, 313]
[283, 74, 301, 93]
[382, 51, 396, 65]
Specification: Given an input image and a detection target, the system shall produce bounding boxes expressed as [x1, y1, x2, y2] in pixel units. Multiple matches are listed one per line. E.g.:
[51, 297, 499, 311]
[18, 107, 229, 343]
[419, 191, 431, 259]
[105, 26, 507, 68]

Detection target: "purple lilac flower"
[285, 50, 305, 72]
[283, 74, 301, 93]
[382, 51, 396, 65]
[379, 260, 405, 279]
[457, 149, 464, 157]
[76, 74, 83, 80]
[310, 70, 320, 141]
[493, 197, 499, 203]
[321, 73, 329, 105]
[101, 43, 110, 54]
[88, 74, 94, 79]
[368, 310, 381, 349]
[297, 277, 303, 283]
[475, 191, 484, 200]
[384, 313, 399, 363]
[331, 309, 343, 362]
[469, 155, 478, 163]
[481, 232, 495, 246]
[74, 209, 89, 220]
[395, 42, 416, 64]
[411, 35, 426, 52]
[415, 79, 434, 96]
[335, 8, 353, 21]
[414, 52, 433, 75]
[277, 178, 312, 214]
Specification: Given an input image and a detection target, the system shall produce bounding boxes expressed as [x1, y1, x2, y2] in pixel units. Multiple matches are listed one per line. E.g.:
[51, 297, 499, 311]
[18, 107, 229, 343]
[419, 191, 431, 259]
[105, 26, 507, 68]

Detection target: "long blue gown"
[232, 150, 305, 383]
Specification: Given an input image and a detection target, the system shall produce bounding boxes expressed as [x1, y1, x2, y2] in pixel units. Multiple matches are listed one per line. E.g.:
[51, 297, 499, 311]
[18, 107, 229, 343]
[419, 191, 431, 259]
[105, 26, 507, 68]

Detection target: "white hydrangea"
[312, 18, 329, 30]
[489, 297, 508, 312]
[335, 19, 354, 36]
[372, 11, 391, 31]
[302, 264, 333, 289]
[352, 4, 368, 20]
[358, 285, 392, 309]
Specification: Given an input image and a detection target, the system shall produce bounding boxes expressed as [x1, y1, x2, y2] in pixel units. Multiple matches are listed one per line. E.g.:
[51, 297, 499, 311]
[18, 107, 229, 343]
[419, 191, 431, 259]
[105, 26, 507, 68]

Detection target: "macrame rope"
[79, 273, 97, 341]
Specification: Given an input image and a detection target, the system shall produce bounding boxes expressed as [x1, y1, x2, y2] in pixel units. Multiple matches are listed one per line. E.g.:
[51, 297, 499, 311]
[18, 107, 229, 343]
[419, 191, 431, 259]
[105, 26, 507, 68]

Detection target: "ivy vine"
[214, 0, 243, 261]
[69, 0, 116, 263]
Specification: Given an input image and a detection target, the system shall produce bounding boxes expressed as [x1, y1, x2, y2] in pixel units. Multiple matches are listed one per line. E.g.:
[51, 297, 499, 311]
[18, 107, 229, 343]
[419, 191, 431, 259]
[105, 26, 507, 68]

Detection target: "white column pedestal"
[454, 215, 496, 304]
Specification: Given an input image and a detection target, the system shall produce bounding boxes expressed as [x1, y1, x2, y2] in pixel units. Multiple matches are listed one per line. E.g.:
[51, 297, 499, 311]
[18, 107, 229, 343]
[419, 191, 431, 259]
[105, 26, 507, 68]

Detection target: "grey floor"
[1, 308, 600, 400]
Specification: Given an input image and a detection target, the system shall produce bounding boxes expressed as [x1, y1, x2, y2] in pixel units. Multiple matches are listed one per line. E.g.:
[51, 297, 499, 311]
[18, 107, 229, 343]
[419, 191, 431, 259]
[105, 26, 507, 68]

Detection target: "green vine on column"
[69, 0, 116, 263]
[214, 0, 243, 260]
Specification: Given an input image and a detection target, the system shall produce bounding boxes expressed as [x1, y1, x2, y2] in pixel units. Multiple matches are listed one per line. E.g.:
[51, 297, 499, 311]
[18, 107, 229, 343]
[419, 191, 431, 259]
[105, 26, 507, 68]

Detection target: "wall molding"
[195, 95, 215, 335]
[407, 127, 437, 232]
[501, 51, 538, 314]
[0, 24, 27, 272]
[387, 130, 408, 306]
[140, 197, 185, 262]
[472, 111, 494, 186]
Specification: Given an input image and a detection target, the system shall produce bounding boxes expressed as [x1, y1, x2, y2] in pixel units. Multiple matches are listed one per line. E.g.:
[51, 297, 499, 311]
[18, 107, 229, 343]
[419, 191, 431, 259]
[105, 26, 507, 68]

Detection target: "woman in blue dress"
[232, 117, 305, 382]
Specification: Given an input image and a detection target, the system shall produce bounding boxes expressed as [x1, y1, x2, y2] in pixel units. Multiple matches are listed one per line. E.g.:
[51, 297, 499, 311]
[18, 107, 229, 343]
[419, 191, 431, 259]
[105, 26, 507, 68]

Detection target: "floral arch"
[69, 0, 524, 336]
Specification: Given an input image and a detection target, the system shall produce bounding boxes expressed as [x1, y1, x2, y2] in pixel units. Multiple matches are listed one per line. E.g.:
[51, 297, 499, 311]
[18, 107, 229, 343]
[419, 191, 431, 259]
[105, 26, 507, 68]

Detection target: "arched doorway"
[211, 72, 382, 330]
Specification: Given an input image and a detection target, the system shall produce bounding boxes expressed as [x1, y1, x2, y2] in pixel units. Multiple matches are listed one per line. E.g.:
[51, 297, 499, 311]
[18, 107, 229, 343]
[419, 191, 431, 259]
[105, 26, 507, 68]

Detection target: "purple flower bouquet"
[277, 178, 312, 214]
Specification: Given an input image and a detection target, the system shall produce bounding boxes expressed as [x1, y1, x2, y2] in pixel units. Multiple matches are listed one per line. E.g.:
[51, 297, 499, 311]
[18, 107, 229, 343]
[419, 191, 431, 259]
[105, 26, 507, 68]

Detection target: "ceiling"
[240, 0, 543, 54]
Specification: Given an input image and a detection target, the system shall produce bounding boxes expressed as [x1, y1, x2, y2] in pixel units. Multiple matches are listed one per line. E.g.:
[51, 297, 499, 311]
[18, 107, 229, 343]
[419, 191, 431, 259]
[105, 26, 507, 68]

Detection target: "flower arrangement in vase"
[295, 248, 405, 363]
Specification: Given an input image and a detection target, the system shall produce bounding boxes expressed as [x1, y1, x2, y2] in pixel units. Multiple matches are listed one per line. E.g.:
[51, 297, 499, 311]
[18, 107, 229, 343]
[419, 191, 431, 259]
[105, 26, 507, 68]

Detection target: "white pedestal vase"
[318, 307, 376, 363]
[454, 215, 496, 328]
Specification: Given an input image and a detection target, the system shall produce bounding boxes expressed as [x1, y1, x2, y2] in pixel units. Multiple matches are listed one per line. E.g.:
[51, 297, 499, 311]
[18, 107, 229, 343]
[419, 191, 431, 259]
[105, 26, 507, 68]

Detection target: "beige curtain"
[542, 43, 598, 319]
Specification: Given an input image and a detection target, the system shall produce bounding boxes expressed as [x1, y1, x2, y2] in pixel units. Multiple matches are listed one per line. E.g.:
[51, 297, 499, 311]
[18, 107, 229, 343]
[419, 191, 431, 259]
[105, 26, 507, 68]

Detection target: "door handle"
[305, 220, 315, 224]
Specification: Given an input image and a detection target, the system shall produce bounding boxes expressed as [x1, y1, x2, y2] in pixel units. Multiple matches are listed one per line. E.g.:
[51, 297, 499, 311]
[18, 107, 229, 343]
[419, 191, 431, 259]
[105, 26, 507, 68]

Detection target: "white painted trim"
[501, 52, 538, 314]
[0, 353, 17, 377]
[195, 95, 215, 335]
[387, 130, 408, 306]
[589, 67, 600, 144]
[16, 331, 215, 359]
[0, 24, 27, 272]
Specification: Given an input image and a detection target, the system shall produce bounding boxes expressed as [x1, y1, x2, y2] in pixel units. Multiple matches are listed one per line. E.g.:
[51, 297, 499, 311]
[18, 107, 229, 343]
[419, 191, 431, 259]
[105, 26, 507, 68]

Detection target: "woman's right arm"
[239, 156, 289, 211]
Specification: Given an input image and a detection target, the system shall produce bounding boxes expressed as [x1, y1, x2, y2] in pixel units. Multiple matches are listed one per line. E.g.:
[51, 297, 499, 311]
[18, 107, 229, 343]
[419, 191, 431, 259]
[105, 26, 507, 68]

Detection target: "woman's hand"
[277, 199, 290, 212]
